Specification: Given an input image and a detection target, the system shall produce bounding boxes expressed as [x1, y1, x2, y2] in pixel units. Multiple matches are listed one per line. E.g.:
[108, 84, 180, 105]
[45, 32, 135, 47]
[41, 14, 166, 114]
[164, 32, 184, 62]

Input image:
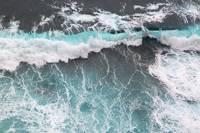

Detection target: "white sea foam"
[149, 50, 200, 133]
[160, 34, 200, 51]
[0, 36, 142, 71]
[0, 97, 70, 133]
[146, 3, 166, 10]
[1, 1, 200, 132]
[1, 0, 200, 34]
[0, 16, 143, 71]
[0, 38, 111, 71]
[34, 1, 200, 34]
[150, 51, 200, 100]
[42, 2, 174, 32]
[1, 27, 200, 72]
[1, 1, 200, 72]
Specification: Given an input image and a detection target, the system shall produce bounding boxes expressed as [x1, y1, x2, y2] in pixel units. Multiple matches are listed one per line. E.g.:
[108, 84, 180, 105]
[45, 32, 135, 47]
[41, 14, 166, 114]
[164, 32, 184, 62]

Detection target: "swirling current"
[0, 0, 200, 133]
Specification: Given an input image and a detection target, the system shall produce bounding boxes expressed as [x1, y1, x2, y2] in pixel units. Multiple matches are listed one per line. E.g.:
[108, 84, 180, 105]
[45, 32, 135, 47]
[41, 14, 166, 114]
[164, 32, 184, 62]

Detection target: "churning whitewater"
[0, 0, 200, 133]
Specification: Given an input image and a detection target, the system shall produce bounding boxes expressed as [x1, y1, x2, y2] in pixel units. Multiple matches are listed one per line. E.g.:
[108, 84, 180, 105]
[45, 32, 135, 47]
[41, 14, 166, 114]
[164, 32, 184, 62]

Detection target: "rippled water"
[0, 0, 200, 133]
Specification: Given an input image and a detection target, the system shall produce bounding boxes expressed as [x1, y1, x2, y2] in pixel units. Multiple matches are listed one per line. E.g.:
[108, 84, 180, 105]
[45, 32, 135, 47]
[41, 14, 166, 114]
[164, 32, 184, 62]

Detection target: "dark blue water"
[0, 0, 200, 132]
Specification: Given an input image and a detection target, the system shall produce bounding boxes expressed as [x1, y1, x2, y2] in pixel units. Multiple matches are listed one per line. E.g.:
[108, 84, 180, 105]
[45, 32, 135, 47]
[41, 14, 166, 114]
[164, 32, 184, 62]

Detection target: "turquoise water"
[0, 42, 171, 133]
[0, 25, 200, 132]
[0, 31, 138, 44]
[149, 25, 200, 38]
[1, 24, 200, 44]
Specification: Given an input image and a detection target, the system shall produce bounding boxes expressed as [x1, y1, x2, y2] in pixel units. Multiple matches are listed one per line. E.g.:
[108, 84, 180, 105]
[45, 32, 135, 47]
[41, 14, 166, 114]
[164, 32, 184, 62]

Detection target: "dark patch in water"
[0, 0, 198, 32]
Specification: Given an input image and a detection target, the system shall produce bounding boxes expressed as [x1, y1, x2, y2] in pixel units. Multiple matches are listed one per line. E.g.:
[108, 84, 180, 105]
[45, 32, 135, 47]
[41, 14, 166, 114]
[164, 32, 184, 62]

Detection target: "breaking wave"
[1, 0, 200, 133]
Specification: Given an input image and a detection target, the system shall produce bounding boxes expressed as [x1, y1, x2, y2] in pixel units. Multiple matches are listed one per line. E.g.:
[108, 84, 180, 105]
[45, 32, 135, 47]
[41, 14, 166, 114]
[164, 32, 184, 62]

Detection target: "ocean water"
[0, 0, 200, 133]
